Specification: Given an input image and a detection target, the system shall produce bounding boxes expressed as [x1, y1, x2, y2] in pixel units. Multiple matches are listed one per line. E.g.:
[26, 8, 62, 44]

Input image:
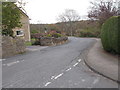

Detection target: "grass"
[25, 41, 32, 46]
[25, 38, 36, 46]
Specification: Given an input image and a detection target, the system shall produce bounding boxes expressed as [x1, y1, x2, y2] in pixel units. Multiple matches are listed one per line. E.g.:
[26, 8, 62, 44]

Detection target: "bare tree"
[88, 0, 118, 26]
[118, 1, 120, 15]
[17, 0, 28, 14]
[57, 9, 80, 36]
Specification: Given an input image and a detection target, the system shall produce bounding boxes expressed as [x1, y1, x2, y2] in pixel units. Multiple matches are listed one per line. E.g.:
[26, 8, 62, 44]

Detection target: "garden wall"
[2, 36, 26, 58]
[0, 46, 1, 59]
[34, 37, 68, 46]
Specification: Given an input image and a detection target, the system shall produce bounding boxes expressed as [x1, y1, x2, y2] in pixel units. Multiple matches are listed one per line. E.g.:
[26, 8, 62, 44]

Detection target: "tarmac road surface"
[2, 37, 118, 88]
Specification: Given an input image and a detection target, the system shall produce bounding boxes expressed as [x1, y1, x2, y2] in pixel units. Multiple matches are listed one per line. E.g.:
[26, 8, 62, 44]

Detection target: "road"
[2, 37, 118, 88]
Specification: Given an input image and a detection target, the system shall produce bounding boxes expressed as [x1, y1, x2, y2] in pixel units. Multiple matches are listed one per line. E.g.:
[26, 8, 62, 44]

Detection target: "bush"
[101, 16, 120, 54]
[46, 34, 52, 37]
[31, 29, 39, 34]
[52, 33, 62, 38]
[25, 41, 32, 46]
[79, 28, 100, 37]
[31, 33, 46, 39]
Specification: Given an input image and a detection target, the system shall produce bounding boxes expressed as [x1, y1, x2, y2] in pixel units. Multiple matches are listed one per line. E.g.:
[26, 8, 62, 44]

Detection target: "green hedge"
[101, 16, 120, 54]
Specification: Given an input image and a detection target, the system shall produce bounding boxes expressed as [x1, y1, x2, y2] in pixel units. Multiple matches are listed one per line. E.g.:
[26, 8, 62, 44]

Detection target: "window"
[16, 30, 24, 36]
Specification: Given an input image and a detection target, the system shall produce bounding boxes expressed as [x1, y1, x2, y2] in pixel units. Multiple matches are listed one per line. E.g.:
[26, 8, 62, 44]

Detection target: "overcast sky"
[23, 0, 93, 24]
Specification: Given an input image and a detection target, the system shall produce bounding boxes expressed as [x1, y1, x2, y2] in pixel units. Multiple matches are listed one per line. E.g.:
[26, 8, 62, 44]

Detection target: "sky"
[23, 0, 93, 24]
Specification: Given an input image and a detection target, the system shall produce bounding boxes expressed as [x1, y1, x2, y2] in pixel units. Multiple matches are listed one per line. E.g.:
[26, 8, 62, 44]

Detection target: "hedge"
[101, 16, 120, 54]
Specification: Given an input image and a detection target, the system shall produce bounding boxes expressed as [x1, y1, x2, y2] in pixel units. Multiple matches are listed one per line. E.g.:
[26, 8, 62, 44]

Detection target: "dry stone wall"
[2, 36, 26, 58]
[34, 37, 68, 46]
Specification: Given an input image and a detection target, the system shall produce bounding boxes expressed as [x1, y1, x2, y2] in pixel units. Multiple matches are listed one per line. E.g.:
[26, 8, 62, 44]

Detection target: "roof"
[14, 3, 29, 18]
[18, 7, 29, 18]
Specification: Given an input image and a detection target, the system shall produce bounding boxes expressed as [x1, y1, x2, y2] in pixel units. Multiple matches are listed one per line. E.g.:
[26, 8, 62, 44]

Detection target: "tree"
[57, 9, 80, 36]
[2, 2, 22, 37]
[88, 0, 118, 26]
[118, 1, 120, 15]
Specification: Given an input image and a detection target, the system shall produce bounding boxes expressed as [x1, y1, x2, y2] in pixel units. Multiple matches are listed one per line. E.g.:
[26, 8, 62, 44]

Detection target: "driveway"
[2, 37, 118, 88]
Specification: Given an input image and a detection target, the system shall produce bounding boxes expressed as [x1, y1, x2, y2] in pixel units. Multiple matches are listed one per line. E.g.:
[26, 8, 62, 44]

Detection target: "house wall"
[13, 13, 31, 42]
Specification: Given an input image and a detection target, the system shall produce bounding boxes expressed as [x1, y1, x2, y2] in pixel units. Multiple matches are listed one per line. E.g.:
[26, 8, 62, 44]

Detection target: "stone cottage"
[1, 5, 31, 58]
[13, 7, 31, 42]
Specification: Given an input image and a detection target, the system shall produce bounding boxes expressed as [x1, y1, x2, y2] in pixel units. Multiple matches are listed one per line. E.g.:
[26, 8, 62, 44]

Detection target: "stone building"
[13, 7, 31, 42]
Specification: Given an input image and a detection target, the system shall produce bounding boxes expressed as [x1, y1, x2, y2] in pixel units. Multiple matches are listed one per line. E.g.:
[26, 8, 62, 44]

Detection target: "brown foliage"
[88, 0, 118, 26]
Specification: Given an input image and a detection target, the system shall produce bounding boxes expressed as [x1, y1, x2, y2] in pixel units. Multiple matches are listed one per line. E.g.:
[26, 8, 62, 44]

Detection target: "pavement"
[84, 39, 119, 83]
[26, 46, 48, 52]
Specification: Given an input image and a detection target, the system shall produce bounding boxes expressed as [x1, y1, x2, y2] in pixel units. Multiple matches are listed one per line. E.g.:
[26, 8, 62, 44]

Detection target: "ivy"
[2, 2, 22, 37]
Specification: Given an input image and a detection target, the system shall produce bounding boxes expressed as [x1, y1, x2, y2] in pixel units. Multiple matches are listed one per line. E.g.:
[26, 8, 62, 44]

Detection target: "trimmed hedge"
[101, 16, 120, 54]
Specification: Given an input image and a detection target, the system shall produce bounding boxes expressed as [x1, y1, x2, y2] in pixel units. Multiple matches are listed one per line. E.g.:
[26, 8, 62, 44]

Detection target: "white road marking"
[3, 59, 6, 61]
[21, 60, 25, 62]
[54, 73, 63, 79]
[0, 59, 6, 62]
[82, 79, 85, 82]
[73, 62, 79, 67]
[78, 59, 81, 62]
[93, 78, 99, 84]
[16, 61, 20, 63]
[7, 61, 20, 66]
[66, 68, 72, 71]
[2, 60, 24, 66]
[51, 76, 55, 79]
[3, 64, 6, 66]
[83, 62, 85, 65]
[88, 68, 94, 72]
[45, 82, 51, 87]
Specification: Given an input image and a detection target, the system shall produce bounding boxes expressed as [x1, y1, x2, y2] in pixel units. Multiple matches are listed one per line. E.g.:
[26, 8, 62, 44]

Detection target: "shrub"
[25, 41, 32, 46]
[31, 29, 39, 34]
[31, 33, 46, 39]
[46, 34, 52, 37]
[79, 28, 100, 37]
[101, 16, 120, 54]
[52, 33, 62, 38]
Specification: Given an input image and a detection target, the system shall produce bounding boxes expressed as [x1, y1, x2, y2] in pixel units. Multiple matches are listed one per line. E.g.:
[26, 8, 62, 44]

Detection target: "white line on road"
[3, 59, 6, 61]
[51, 76, 55, 79]
[73, 62, 79, 67]
[93, 78, 99, 84]
[0, 59, 6, 62]
[21, 59, 25, 62]
[16, 61, 20, 63]
[45, 82, 51, 87]
[82, 79, 85, 82]
[66, 68, 72, 71]
[3, 64, 6, 66]
[3, 60, 25, 66]
[83, 62, 85, 65]
[78, 59, 81, 62]
[7, 61, 20, 66]
[54, 73, 63, 79]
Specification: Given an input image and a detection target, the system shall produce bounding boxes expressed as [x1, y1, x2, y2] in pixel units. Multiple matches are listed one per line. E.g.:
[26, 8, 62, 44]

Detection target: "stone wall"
[0, 35, 2, 59]
[2, 36, 26, 58]
[33, 37, 68, 46]
[40, 37, 68, 46]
